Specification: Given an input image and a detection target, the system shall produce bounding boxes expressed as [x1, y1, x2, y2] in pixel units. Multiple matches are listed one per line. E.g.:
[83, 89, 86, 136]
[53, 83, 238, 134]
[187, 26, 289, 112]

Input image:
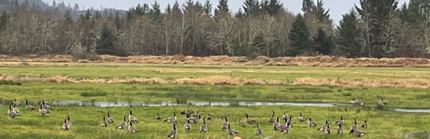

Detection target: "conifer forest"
[0, 0, 429, 59]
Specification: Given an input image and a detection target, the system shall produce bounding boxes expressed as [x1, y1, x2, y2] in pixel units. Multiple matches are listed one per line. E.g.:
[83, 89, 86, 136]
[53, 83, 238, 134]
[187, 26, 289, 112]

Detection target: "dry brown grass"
[1, 54, 430, 67]
[2, 74, 429, 88]
[294, 77, 430, 88]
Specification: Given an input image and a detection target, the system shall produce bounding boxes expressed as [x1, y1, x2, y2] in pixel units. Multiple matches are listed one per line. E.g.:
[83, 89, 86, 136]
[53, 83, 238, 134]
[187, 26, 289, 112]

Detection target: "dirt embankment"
[0, 54, 430, 67]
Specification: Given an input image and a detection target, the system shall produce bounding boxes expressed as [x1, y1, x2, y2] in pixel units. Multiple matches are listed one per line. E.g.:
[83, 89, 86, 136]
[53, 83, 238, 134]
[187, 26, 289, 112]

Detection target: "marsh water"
[3, 99, 430, 113]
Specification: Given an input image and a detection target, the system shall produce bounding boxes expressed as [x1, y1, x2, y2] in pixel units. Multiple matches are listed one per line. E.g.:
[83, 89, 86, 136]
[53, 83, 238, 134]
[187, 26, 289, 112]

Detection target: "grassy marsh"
[0, 105, 428, 139]
[0, 63, 429, 138]
[1, 82, 430, 107]
[1, 63, 429, 80]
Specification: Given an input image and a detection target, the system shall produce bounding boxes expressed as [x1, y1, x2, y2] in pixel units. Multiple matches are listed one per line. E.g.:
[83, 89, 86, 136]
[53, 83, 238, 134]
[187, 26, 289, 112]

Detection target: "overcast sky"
[44, 0, 409, 24]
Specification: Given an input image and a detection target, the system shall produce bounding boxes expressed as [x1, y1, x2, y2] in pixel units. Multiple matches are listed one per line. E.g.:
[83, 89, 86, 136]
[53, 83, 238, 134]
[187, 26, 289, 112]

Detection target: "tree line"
[0, 0, 429, 59]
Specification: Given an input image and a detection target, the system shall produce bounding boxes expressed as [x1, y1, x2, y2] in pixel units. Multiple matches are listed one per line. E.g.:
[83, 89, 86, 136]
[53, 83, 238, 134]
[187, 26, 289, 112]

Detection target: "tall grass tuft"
[0, 80, 22, 85]
[0, 133, 73, 139]
[80, 90, 108, 97]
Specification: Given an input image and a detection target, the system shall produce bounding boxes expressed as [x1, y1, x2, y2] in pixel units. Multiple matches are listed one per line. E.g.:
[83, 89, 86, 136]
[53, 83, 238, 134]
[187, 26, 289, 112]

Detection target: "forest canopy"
[0, 0, 429, 59]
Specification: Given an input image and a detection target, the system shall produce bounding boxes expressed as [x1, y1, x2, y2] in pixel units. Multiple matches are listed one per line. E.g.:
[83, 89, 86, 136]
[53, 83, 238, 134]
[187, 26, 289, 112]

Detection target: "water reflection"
[2, 99, 430, 113]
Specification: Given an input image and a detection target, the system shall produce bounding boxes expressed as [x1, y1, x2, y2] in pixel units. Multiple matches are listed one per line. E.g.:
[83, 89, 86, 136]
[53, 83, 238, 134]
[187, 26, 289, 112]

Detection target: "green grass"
[1, 63, 429, 80]
[0, 63, 429, 138]
[1, 82, 430, 107]
[0, 105, 428, 139]
[0, 80, 22, 86]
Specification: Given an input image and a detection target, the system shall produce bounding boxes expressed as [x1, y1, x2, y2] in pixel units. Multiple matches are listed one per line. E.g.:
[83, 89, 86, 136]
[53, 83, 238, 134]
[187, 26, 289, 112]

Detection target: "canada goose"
[164, 112, 177, 123]
[379, 98, 388, 106]
[155, 113, 162, 120]
[128, 121, 138, 133]
[12, 103, 19, 114]
[180, 110, 188, 115]
[287, 116, 294, 127]
[337, 124, 342, 134]
[62, 118, 70, 130]
[218, 114, 227, 119]
[352, 130, 366, 137]
[107, 112, 114, 123]
[188, 110, 194, 114]
[38, 104, 49, 115]
[185, 113, 191, 122]
[227, 124, 238, 135]
[13, 98, 20, 106]
[167, 122, 177, 138]
[42, 100, 50, 110]
[238, 119, 245, 127]
[361, 119, 368, 128]
[255, 124, 262, 135]
[51, 101, 58, 106]
[200, 117, 207, 132]
[298, 112, 305, 122]
[245, 113, 256, 124]
[351, 98, 364, 105]
[184, 119, 191, 131]
[66, 115, 72, 128]
[308, 117, 317, 128]
[180, 110, 193, 115]
[7, 104, 20, 119]
[273, 116, 280, 130]
[189, 114, 201, 124]
[116, 116, 127, 129]
[282, 112, 288, 119]
[324, 122, 331, 134]
[317, 120, 329, 131]
[222, 116, 229, 129]
[277, 117, 288, 129]
[280, 122, 290, 133]
[207, 113, 212, 120]
[25, 99, 34, 111]
[192, 110, 200, 117]
[101, 116, 107, 127]
[335, 115, 344, 125]
[349, 117, 358, 134]
[128, 109, 139, 123]
[268, 111, 276, 123]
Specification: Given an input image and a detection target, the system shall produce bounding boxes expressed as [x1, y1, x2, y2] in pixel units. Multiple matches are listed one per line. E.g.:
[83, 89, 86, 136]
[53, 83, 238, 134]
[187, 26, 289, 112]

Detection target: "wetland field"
[1, 62, 430, 139]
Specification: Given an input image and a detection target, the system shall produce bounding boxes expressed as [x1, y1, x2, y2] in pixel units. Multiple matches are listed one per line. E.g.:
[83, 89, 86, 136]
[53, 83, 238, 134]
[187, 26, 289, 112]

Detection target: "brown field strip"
[1, 54, 430, 67]
[2, 74, 429, 88]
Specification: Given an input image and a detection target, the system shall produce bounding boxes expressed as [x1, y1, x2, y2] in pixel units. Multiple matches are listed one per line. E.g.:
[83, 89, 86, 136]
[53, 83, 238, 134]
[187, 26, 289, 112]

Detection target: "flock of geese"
[7, 99, 50, 118]
[5, 97, 388, 138]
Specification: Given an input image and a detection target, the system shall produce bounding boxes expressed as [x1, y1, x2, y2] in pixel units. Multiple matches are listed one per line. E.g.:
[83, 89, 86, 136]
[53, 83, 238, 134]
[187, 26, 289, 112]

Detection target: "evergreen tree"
[243, 0, 260, 16]
[261, 0, 283, 16]
[313, 27, 333, 55]
[405, 0, 422, 23]
[215, 0, 229, 17]
[203, 0, 212, 16]
[235, 8, 246, 19]
[84, 9, 91, 20]
[73, 3, 79, 11]
[301, 0, 315, 13]
[172, 0, 180, 12]
[336, 9, 362, 58]
[0, 11, 8, 30]
[398, 2, 408, 22]
[114, 11, 121, 30]
[288, 14, 310, 56]
[95, 23, 118, 55]
[313, 0, 331, 23]
[64, 10, 72, 23]
[149, 0, 161, 22]
[355, 0, 399, 58]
